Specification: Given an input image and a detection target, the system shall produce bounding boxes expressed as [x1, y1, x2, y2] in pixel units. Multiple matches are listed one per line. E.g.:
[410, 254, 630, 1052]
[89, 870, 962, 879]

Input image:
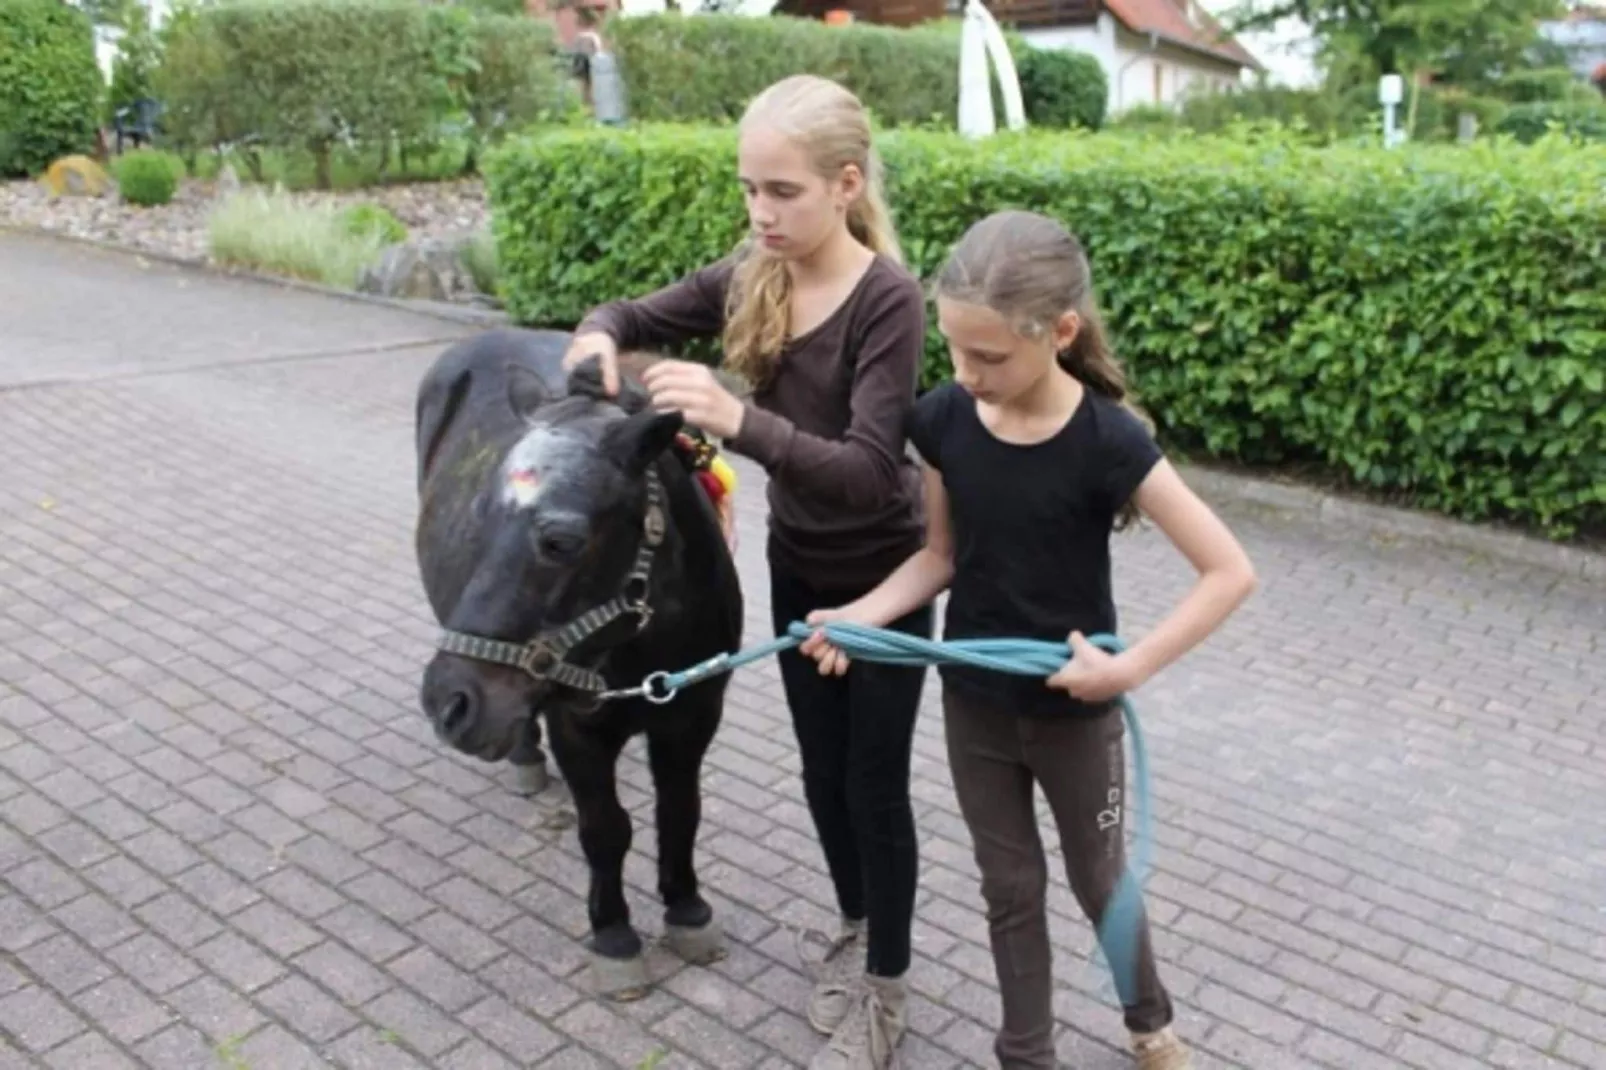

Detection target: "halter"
[433, 467, 669, 708]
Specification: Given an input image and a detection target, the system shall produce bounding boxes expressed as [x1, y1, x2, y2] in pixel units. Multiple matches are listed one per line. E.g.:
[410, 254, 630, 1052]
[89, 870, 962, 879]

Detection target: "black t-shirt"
[906, 381, 1164, 719]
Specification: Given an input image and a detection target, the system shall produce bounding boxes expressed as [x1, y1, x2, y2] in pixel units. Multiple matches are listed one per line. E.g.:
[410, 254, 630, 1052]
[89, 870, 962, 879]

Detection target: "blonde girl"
[565, 74, 931, 1070]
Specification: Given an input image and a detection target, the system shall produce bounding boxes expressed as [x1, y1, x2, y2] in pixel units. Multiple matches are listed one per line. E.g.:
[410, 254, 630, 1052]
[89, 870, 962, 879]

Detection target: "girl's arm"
[800, 464, 953, 674]
[728, 276, 926, 512]
[1050, 459, 1257, 700]
[567, 261, 734, 393]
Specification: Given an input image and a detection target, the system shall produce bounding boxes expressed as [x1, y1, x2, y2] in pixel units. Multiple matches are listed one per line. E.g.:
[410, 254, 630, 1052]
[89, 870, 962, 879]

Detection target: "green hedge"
[1495, 100, 1606, 144]
[152, 0, 572, 186]
[486, 124, 1605, 538]
[1016, 47, 1108, 131]
[607, 13, 1105, 130]
[0, 0, 103, 177]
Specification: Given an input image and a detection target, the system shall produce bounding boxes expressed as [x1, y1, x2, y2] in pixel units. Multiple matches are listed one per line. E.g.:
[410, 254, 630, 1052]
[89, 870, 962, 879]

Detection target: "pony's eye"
[536, 529, 586, 562]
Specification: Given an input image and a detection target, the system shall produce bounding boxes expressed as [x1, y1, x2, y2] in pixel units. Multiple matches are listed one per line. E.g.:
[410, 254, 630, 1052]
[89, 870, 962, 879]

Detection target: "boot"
[808, 973, 907, 1070]
[1131, 1025, 1193, 1070]
[795, 916, 867, 1034]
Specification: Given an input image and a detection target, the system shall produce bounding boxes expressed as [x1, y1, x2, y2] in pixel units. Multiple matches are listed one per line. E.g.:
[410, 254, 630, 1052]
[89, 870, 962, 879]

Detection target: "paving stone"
[41, 1031, 141, 1070]
[1, 234, 1601, 1069]
[0, 984, 87, 1053]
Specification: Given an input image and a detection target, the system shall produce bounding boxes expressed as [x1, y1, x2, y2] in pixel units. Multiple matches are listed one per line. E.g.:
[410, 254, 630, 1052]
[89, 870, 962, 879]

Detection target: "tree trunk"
[312, 141, 332, 190]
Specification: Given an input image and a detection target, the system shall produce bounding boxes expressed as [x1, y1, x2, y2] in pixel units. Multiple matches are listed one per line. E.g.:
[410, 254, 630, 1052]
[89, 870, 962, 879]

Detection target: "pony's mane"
[565, 356, 650, 415]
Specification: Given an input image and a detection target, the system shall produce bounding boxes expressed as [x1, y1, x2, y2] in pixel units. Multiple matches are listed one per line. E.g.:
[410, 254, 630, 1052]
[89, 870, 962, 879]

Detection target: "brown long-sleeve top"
[576, 253, 928, 591]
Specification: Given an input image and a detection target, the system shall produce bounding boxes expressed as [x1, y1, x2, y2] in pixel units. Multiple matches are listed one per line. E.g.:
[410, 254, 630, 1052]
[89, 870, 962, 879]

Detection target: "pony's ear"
[564, 354, 607, 399]
[506, 361, 551, 422]
[604, 408, 684, 475]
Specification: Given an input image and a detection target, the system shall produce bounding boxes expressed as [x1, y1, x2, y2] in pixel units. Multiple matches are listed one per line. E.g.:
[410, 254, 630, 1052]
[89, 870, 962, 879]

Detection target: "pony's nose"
[435, 688, 478, 744]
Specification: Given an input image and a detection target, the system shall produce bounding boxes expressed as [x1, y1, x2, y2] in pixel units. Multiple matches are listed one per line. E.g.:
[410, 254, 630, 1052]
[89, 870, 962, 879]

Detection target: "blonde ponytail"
[721, 75, 901, 388]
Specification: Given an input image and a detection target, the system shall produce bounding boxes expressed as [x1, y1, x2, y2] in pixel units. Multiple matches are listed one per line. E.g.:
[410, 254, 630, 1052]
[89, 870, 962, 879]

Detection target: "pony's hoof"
[590, 950, 651, 1001]
[665, 917, 726, 965]
[507, 758, 549, 796]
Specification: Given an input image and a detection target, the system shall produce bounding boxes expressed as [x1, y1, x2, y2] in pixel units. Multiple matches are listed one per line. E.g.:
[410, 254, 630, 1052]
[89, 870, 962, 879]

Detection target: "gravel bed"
[0, 173, 492, 266]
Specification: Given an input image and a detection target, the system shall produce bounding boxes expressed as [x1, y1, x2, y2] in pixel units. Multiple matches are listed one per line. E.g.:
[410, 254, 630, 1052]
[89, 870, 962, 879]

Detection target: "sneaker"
[808, 973, 906, 1070]
[794, 917, 867, 1034]
[1131, 1025, 1193, 1070]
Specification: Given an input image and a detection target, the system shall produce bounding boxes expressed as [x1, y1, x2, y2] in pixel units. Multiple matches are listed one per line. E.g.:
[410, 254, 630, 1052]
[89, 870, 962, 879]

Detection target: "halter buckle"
[516, 642, 556, 678]
[643, 502, 666, 545]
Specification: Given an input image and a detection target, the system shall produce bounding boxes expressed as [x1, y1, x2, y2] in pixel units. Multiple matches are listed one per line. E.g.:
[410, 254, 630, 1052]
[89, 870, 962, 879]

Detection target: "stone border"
[0, 221, 510, 330]
[7, 222, 1601, 582]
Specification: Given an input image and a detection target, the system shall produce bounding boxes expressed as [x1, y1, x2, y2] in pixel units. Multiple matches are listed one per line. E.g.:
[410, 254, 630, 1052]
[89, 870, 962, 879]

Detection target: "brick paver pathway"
[2, 232, 1603, 1069]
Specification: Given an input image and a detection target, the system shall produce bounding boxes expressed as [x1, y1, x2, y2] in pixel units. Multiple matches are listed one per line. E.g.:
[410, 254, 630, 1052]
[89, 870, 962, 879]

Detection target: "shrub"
[485, 123, 1606, 538]
[209, 187, 391, 287]
[0, 0, 103, 177]
[153, 0, 571, 186]
[606, 13, 1103, 130]
[1495, 100, 1606, 144]
[340, 202, 407, 245]
[608, 13, 957, 126]
[426, 5, 578, 173]
[113, 148, 184, 205]
[1016, 47, 1107, 131]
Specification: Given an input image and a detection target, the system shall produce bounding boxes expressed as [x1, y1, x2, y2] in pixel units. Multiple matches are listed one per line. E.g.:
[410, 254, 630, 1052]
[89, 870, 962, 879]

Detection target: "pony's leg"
[646, 692, 725, 965]
[546, 715, 647, 999]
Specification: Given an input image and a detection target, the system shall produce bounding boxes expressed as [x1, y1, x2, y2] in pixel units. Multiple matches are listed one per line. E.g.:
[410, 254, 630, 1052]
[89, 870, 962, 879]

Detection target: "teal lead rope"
[634, 621, 1153, 1009]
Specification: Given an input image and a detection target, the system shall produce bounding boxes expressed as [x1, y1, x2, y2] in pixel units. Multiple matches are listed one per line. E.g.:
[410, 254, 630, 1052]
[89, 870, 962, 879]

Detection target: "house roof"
[1103, 0, 1261, 70]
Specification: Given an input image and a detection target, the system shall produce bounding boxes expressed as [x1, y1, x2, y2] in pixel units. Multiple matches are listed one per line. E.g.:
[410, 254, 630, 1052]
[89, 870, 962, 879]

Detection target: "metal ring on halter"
[642, 671, 677, 705]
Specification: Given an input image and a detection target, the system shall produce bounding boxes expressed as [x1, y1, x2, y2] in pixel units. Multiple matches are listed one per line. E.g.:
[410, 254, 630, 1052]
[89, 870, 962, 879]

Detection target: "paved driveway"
[2, 229, 1603, 1069]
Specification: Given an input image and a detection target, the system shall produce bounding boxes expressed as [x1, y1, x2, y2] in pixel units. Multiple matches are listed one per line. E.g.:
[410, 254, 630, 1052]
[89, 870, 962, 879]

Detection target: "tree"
[1221, 0, 1567, 88]
[105, 0, 159, 122]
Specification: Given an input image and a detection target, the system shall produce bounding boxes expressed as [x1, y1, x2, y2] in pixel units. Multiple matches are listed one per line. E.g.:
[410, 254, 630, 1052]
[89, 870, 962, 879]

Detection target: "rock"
[356, 236, 478, 302]
[39, 155, 112, 198]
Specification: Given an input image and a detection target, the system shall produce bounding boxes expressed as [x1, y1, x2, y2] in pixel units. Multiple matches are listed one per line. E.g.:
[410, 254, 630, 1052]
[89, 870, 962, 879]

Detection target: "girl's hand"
[800, 607, 859, 676]
[1046, 631, 1144, 703]
[563, 332, 621, 396]
[641, 360, 745, 440]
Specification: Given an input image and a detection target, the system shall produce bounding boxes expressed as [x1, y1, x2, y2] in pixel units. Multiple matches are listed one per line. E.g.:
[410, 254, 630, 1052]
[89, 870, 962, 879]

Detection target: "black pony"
[413, 328, 744, 998]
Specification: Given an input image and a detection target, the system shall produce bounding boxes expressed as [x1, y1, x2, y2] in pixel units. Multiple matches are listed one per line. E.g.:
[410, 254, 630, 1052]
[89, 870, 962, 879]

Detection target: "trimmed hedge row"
[608, 13, 1106, 131]
[152, 0, 574, 186]
[0, 0, 102, 177]
[485, 124, 1605, 538]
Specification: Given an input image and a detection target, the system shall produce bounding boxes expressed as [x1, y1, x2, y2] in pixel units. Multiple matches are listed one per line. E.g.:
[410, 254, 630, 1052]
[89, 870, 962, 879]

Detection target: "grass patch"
[207, 187, 392, 288]
[462, 227, 499, 299]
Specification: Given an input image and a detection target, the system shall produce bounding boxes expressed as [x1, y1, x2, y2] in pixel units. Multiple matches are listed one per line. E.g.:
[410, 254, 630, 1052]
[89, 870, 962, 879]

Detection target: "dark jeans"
[943, 685, 1174, 1067]
[769, 558, 932, 979]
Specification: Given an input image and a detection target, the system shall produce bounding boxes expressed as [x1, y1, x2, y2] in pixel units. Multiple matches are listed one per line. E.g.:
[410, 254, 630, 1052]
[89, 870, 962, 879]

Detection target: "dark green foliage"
[0, 0, 103, 177]
[112, 147, 183, 205]
[1495, 101, 1606, 144]
[1015, 47, 1107, 130]
[152, 0, 573, 186]
[607, 13, 960, 126]
[485, 123, 1605, 537]
[606, 13, 1105, 131]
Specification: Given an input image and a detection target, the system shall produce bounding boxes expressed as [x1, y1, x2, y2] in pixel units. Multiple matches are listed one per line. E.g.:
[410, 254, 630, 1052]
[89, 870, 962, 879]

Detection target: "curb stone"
[0, 221, 511, 330]
[5, 222, 1600, 583]
[1177, 465, 1604, 583]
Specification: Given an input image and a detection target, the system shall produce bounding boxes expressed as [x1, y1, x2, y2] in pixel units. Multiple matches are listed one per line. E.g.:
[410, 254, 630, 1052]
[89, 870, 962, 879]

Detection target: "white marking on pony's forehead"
[500, 423, 586, 509]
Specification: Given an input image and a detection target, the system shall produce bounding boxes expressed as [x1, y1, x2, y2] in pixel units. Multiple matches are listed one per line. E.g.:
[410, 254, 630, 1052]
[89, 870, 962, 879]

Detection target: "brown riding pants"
[942, 686, 1175, 1069]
